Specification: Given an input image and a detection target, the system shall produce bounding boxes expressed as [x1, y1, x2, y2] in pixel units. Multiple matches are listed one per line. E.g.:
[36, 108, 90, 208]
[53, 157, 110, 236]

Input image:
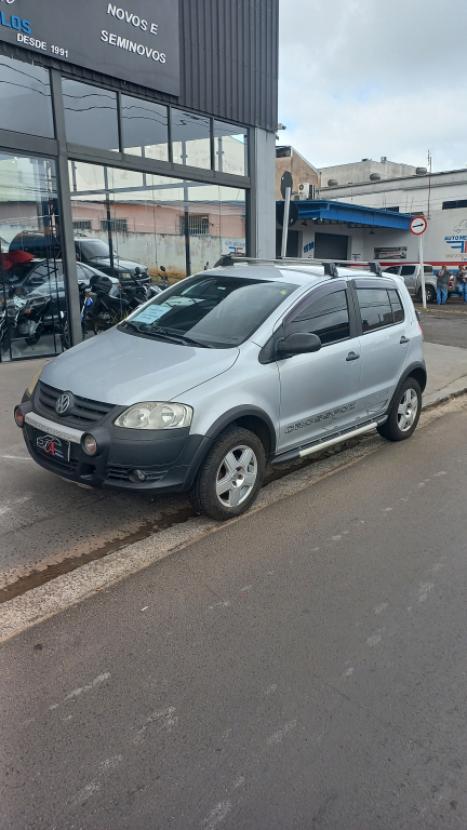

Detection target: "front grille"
[37, 382, 115, 426]
[106, 464, 166, 483]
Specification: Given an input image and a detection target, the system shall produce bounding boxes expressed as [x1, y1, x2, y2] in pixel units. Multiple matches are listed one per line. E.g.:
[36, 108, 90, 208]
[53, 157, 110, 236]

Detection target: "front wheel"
[190, 426, 266, 520]
[377, 378, 422, 442]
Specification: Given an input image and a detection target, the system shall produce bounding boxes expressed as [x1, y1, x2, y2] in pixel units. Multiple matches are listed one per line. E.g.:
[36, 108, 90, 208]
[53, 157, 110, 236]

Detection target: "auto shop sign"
[0, 0, 180, 95]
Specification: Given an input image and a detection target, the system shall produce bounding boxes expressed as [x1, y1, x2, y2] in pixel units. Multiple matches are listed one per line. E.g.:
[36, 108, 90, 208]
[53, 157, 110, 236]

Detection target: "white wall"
[319, 168, 467, 264]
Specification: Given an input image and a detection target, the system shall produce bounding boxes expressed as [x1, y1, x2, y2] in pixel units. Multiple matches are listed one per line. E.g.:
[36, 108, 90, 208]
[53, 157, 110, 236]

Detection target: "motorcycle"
[0, 290, 26, 349]
[16, 294, 52, 346]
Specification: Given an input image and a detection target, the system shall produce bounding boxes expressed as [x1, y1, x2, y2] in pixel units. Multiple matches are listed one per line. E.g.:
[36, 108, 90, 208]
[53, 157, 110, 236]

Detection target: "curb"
[423, 377, 467, 410]
[416, 306, 467, 317]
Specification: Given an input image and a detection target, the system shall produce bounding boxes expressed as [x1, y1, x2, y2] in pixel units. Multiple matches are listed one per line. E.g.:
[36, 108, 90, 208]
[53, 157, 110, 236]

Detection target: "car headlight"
[114, 402, 193, 430]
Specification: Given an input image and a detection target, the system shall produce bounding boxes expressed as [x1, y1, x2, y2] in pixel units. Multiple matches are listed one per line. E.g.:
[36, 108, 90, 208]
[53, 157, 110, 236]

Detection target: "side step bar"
[272, 421, 378, 466]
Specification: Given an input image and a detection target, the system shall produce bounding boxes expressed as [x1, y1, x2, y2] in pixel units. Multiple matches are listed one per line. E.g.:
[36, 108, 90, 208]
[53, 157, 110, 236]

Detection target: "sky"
[278, 0, 467, 173]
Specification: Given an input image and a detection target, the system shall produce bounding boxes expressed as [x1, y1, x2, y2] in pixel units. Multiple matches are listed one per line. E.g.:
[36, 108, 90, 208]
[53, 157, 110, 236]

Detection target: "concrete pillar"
[250, 128, 276, 258]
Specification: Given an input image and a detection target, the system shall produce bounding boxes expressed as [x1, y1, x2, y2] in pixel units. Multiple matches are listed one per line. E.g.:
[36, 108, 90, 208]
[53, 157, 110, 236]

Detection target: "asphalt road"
[418, 306, 467, 349]
[2, 401, 467, 829]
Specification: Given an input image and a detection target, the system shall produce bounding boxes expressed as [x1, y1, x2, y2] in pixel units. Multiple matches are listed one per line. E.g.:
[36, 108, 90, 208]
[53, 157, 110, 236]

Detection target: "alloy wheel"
[215, 444, 258, 508]
[397, 388, 419, 432]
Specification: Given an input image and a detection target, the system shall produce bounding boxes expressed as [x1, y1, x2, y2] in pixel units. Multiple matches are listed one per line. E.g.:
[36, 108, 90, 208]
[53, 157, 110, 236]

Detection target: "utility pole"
[427, 150, 432, 219]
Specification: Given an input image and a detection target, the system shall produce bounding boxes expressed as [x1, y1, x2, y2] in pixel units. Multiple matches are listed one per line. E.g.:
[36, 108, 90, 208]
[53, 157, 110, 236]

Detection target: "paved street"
[418, 305, 467, 350]
[2, 399, 467, 829]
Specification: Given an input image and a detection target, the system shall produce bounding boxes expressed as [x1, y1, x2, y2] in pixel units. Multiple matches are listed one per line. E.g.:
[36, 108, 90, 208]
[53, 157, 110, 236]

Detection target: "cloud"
[278, 0, 467, 171]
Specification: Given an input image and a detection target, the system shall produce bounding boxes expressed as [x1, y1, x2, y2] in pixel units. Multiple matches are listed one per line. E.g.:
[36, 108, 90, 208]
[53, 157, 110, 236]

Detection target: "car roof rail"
[212, 254, 389, 275]
[369, 261, 383, 276]
[323, 262, 339, 278]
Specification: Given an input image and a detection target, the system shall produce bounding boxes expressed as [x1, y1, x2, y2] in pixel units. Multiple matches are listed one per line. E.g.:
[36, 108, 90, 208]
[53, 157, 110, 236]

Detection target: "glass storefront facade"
[0, 53, 250, 362]
[69, 162, 246, 280]
[0, 150, 66, 361]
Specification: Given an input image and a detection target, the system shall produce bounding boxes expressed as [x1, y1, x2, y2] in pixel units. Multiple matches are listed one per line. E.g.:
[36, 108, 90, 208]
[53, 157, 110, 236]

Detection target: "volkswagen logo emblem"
[55, 392, 72, 416]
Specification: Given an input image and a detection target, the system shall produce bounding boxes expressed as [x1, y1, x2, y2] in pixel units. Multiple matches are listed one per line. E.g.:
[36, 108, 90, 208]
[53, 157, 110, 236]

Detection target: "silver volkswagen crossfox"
[15, 258, 426, 520]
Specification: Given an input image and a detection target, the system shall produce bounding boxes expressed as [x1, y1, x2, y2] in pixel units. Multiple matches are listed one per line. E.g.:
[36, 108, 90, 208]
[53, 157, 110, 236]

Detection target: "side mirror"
[277, 332, 322, 357]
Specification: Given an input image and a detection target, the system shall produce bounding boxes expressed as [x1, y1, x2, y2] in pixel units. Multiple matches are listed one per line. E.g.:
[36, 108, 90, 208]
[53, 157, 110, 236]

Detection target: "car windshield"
[78, 239, 110, 260]
[120, 274, 298, 348]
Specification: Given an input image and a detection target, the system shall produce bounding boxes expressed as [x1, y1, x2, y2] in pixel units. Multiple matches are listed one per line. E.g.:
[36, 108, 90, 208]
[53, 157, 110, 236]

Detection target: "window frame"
[352, 279, 405, 335]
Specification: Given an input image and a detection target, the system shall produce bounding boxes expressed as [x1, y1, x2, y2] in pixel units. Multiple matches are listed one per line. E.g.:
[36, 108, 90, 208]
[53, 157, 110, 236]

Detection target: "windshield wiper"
[120, 320, 144, 334]
[155, 327, 212, 347]
[120, 320, 210, 347]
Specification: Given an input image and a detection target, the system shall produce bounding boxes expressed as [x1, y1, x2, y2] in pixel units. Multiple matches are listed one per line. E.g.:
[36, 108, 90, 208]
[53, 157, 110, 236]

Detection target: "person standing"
[437, 265, 450, 304]
[457, 265, 467, 302]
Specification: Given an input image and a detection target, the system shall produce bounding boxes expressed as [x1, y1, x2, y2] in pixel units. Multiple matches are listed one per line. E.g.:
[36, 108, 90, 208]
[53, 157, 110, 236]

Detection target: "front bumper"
[16, 400, 210, 493]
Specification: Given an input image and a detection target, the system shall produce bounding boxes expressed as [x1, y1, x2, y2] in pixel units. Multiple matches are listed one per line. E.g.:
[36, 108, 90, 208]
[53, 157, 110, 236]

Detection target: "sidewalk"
[423, 341, 467, 406]
[415, 301, 467, 317]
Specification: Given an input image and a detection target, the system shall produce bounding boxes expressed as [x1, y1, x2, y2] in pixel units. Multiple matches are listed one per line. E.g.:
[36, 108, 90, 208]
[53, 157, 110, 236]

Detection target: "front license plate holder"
[35, 430, 71, 463]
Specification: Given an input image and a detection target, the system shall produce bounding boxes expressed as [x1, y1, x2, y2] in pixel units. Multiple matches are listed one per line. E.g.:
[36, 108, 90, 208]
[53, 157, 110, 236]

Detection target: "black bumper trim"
[19, 402, 212, 494]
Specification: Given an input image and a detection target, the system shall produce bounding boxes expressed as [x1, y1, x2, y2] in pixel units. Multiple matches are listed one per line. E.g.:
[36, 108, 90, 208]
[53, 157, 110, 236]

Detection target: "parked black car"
[9, 232, 149, 285]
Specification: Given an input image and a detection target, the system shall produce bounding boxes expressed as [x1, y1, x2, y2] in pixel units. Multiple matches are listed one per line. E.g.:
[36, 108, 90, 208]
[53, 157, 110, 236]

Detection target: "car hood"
[90, 257, 147, 273]
[41, 327, 239, 405]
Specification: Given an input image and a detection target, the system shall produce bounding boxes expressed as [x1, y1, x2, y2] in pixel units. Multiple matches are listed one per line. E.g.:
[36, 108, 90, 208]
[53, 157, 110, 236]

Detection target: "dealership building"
[0, 0, 278, 361]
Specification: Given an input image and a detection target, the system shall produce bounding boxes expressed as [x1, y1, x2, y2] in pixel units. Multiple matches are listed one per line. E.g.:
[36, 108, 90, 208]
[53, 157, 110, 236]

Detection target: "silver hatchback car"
[15, 259, 426, 520]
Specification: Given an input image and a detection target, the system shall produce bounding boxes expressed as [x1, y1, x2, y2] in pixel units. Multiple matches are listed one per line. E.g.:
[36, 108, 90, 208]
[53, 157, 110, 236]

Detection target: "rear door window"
[400, 266, 416, 276]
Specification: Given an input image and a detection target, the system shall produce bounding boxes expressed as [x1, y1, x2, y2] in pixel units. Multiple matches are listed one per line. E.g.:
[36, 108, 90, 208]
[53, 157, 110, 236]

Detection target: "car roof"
[206, 263, 398, 288]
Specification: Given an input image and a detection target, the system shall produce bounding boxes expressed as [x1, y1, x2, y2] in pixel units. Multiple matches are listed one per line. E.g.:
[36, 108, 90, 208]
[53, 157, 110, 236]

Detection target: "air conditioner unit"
[298, 182, 312, 200]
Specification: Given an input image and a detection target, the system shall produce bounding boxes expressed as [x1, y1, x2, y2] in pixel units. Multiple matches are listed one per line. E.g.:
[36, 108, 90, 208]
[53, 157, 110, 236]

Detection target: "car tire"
[190, 426, 266, 521]
[377, 377, 422, 442]
[417, 285, 436, 304]
[425, 285, 436, 304]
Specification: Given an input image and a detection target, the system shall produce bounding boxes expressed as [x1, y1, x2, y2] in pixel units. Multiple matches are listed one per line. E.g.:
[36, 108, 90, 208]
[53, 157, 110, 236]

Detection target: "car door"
[276, 281, 363, 453]
[354, 280, 408, 418]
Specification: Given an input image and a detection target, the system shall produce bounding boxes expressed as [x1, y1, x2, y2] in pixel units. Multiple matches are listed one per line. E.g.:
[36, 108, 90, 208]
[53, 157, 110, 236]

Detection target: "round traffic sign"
[410, 215, 428, 236]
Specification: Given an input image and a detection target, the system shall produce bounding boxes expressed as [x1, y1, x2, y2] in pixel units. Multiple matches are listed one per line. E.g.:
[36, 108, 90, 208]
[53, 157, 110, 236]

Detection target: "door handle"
[346, 351, 360, 361]
[400, 336, 410, 344]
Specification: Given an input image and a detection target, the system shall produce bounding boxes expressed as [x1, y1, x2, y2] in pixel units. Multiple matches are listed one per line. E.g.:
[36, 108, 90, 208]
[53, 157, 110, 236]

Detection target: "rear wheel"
[417, 284, 436, 304]
[190, 426, 266, 520]
[425, 284, 436, 304]
[377, 378, 422, 442]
